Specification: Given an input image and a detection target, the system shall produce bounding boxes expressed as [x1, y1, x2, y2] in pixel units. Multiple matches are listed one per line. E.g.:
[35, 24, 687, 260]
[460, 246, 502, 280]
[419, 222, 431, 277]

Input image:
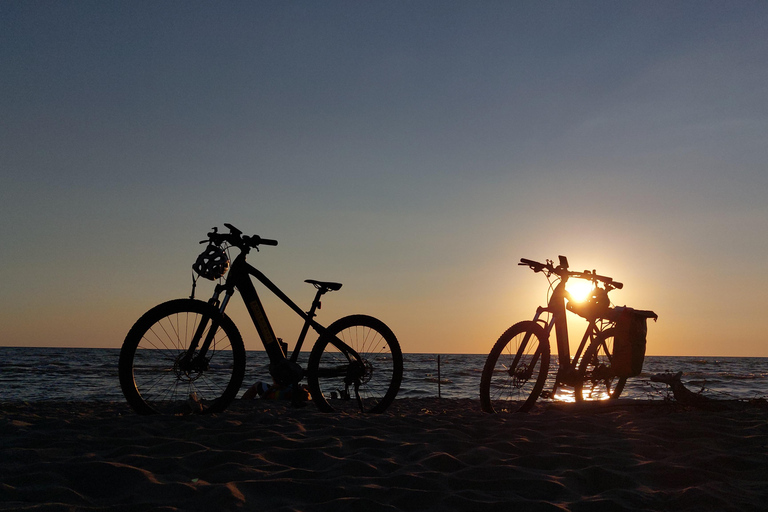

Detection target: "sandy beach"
[1, 398, 767, 511]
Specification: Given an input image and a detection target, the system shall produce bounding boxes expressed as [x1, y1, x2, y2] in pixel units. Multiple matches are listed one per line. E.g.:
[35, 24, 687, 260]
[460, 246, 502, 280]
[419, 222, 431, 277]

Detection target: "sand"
[1, 398, 767, 511]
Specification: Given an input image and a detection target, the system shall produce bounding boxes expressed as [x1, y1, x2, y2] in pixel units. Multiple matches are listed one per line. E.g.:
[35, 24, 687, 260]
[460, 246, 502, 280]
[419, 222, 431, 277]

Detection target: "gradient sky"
[2, 1, 767, 356]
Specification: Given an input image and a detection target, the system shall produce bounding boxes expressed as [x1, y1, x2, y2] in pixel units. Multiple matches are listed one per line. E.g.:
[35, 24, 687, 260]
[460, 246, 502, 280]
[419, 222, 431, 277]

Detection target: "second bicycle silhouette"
[119, 224, 403, 415]
[480, 256, 657, 413]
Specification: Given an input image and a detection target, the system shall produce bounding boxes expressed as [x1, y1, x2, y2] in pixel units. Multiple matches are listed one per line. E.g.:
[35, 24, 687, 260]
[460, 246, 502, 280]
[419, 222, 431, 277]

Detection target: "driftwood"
[650, 372, 722, 409]
[650, 372, 711, 406]
[651, 372, 768, 412]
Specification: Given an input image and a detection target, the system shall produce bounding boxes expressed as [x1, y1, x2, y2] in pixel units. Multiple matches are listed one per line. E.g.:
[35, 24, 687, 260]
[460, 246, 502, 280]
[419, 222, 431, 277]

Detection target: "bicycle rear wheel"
[118, 299, 246, 415]
[574, 327, 626, 400]
[480, 321, 550, 413]
[307, 315, 402, 413]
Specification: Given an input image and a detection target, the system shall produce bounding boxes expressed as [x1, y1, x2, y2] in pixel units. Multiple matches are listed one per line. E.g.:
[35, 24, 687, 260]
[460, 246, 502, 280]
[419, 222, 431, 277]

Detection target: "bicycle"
[119, 223, 403, 415]
[480, 256, 657, 413]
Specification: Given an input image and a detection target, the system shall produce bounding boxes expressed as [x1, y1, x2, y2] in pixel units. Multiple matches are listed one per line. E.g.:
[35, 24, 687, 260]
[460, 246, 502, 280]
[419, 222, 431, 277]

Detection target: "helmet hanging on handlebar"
[192, 244, 230, 280]
[566, 286, 610, 320]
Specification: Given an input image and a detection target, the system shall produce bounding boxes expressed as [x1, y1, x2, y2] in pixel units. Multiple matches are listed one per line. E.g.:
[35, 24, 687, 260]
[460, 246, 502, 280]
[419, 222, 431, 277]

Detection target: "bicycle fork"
[509, 334, 543, 386]
[175, 284, 234, 377]
[176, 296, 228, 375]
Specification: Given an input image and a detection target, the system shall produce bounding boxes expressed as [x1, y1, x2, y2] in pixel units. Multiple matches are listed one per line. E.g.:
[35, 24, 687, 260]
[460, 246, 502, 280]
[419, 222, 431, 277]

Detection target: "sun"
[565, 278, 594, 302]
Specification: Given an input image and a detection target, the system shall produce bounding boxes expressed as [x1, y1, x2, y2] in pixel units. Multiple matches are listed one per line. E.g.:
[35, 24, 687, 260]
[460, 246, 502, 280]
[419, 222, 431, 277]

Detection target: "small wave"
[719, 372, 767, 380]
[424, 377, 453, 384]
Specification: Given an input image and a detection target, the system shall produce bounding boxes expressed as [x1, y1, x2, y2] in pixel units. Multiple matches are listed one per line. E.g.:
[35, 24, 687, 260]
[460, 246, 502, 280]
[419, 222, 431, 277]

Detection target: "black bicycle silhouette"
[119, 224, 403, 415]
[480, 256, 656, 413]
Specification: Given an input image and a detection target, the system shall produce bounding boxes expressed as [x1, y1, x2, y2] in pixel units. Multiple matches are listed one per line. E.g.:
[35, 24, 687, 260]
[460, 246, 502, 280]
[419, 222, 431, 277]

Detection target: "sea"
[1, 347, 768, 403]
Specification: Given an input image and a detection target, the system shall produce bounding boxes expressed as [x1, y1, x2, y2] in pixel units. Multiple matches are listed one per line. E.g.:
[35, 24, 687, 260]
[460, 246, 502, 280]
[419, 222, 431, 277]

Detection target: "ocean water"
[1, 347, 767, 403]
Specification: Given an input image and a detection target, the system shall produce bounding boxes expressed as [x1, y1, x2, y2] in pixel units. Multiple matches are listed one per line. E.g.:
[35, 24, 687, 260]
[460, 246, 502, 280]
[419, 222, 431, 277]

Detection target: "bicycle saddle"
[305, 279, 342, 292]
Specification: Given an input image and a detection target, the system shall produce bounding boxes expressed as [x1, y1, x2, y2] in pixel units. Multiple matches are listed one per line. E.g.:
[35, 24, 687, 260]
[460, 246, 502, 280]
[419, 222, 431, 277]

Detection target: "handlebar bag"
[612, 307, 657, 378]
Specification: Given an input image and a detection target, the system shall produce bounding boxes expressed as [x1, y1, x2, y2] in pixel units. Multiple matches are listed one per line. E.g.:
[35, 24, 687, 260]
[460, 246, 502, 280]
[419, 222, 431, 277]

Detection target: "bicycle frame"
[189, 248, 362, 385]
[529, 272, 606, 394]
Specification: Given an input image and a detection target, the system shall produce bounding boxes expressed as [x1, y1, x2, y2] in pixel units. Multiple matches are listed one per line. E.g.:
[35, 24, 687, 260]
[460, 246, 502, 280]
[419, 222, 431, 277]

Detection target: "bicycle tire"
[118, 299, 246, 415]
[574, 327, 627, 400]
[306, 315, 402, 413]
[480, 321, 550, 413]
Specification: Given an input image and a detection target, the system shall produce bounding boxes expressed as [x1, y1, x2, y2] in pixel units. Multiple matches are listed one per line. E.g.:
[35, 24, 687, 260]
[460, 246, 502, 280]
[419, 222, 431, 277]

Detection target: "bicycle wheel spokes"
[134, 315, 227, 412]
[490, 344, 542, 406]
[119, 299, 246, 415]
[575, 328, 626, 401]
[480, 322, 550, 413]
[316, 327, 391, 411]
[308, 315, 403, 413]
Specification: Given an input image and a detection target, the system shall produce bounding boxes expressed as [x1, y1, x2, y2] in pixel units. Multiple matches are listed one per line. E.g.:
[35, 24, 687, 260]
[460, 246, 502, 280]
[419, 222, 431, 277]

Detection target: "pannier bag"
[611, 307, 658, 378]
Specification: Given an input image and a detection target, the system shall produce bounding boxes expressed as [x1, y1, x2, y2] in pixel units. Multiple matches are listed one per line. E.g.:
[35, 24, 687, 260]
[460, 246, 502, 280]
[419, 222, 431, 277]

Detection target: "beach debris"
[650, 372, 722, 410]
[242, 381, 311, 401]
[185, 393, 204, 415]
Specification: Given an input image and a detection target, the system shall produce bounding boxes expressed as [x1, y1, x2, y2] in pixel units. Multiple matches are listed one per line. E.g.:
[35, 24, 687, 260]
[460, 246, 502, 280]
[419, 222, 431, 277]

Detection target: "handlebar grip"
[519, 258, 545, 272]
[613, 281, 623, 289]
[254, 236, 278, 247]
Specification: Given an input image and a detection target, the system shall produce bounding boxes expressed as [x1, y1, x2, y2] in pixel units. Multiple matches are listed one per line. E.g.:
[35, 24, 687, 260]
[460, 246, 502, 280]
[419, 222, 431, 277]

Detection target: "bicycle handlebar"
[519, 258, 546, 273]
[518, 257, 623, 289]
[203, 224, 278, 249]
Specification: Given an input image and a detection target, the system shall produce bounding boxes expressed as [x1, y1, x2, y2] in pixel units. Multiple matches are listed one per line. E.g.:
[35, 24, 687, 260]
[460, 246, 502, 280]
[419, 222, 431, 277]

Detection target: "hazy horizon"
[2, 2, 767, 357]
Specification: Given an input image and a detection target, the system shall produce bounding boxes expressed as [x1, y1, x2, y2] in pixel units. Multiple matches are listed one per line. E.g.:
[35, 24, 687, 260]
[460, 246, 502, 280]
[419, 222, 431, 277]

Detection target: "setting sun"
[565, 279, 595, 303]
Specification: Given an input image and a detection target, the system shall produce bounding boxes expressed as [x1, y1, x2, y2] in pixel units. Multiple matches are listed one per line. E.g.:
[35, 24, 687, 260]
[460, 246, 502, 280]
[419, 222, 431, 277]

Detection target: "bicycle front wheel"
[307, 315, 402, 413]
[574, 327, 627, 400]
[118, 299, 246, 415]
[480, 321, 550, 413]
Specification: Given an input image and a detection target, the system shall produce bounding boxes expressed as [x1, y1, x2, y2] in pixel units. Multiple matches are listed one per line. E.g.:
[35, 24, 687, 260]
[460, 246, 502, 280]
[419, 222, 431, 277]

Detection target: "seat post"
[289, 285, 327, 363]
[307, 286, 327, 318]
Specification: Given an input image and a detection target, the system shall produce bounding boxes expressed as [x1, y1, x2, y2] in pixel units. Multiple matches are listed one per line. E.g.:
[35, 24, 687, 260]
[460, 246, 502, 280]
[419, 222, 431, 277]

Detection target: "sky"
[1, 1, 767, 356]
